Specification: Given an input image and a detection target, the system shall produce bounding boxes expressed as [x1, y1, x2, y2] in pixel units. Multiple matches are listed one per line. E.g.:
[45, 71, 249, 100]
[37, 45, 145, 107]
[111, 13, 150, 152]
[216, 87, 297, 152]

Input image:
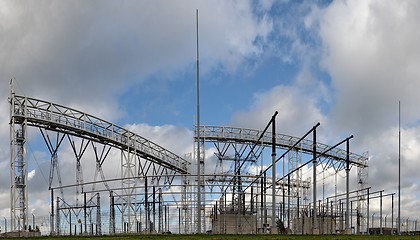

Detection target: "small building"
[292, 216, 337, 234]
[211, 212, 257, 234]
[369, 227, 397, 235]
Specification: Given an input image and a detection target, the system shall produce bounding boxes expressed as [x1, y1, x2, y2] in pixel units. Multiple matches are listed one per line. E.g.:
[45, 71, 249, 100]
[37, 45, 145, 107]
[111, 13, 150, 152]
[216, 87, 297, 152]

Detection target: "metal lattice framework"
[10, 95, 189, 173]
[9, 90, 189, 232]
[9, 82, 374, 235]
[195, 125, 369, 234]
[196, 126, 368, 168]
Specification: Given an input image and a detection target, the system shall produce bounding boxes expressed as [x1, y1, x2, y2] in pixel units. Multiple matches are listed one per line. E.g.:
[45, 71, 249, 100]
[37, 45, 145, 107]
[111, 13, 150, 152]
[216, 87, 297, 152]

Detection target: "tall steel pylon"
[121, 148, 137, 232]
[193, 129, 205, 233]
[357, 152, 369, 234]
[9, 78, 28, 231]
[181, 153, 193, 234]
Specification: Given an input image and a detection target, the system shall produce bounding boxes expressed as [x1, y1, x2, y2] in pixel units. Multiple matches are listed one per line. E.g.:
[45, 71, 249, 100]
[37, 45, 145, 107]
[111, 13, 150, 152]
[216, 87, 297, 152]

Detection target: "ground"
[3, 235, 419, 240]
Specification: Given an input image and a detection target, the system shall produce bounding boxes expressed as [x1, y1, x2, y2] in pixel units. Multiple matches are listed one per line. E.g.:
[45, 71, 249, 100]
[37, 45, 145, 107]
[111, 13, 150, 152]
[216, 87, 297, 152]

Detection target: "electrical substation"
[7, 79, 414, 237]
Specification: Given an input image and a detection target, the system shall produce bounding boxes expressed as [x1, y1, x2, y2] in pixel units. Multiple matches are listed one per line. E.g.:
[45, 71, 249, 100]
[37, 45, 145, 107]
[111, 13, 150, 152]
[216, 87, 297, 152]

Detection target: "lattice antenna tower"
[181, 153, 193, 233]
[287, 144, 303, 229]
[357, 152, 369, 233]
[9, 78, 28, 231]
[193, 128, 206, 232]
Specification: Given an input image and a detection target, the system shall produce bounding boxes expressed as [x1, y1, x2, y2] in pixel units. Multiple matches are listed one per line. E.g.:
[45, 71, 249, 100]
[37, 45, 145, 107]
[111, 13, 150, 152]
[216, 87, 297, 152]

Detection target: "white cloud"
[317, 0, 420, 218]
[227, 0, 420, 221]
[2, 0, 420, 229]
[0, 0, 273, 223]
[125, 123, 193, 157]
[319, 0, 420, 138]
[28, 169, 36, 181]
[0, 0, 272, 119]
[232, 82, 327, 137]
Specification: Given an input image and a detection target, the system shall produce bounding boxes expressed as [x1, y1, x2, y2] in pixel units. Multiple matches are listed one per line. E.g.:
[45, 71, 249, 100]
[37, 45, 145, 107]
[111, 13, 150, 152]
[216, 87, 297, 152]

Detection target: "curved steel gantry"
[9, 82, 372, 235]
[10, 95, 189, 173]
[197, 125, 368, 168]
[9, 86, 189, 231]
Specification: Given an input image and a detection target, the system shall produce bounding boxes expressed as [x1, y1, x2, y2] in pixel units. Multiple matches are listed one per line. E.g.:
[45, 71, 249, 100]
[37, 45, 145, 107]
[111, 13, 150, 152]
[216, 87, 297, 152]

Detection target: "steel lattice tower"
[9, 79, 28, 231]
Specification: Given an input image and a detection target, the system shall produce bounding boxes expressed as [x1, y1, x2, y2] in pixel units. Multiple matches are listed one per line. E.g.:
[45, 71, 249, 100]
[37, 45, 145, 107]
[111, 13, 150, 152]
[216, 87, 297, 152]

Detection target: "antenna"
[398, 101, 401, 235]
[195, 9, 202, 234]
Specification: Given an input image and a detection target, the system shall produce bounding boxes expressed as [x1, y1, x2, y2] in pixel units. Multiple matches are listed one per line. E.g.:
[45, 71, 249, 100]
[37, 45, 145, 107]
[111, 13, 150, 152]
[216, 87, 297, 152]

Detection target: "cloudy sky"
[1, 0, 420, 230]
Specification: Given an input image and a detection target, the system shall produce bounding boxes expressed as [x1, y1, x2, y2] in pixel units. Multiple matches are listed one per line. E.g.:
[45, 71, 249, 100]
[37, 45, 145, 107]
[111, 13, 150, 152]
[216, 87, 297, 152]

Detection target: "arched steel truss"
[196, 126, 367, 168]
[9, 83, 371, 235]
[9, 87, 189, 232]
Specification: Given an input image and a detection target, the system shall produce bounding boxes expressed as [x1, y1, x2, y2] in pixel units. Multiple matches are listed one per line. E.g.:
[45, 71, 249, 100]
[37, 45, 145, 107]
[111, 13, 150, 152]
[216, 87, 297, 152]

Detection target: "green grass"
[7, 235, 420, 240]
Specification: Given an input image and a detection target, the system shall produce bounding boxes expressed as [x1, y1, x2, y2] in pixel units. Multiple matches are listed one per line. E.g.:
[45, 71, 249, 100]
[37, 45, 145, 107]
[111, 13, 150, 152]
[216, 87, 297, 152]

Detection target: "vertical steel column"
[51, 189, 54, 235]
[164, 205, 167, 232]
[145, 177, 148, 232]
[271, 113, 277, 233]
[224, 193, 227, 234]
[250, 186, 254, 214]
[84, 192, 87, 234]
[56, 197, 60, 235]
[398, 101, 401, 235]
[326, 198, 329, 233]
[195, 8, 202, 234]
[264, 171, 267, 231]
[346, 138, 350, 233]
[330, 201, 334, 234]
[340, 200, 343, 231]
[391, 194, 394, 234]
[109, 191, 115, 234]
[153, 186, 156, 232]
[297, 196, 300, 234]
[9, 79, 28, 231]
[367, 188, 370, 234]
[97, 193, 101, 235]
[167, 205, 169, 232]
[380, 191, 383, 234]
[158, 188, 162, 233]
[312, 127, 318, 233]
[260, 172, 263, 231]
[351, 201, 353, 233]
[69, 210, 72, 236]
[178, 207, 181, 234]
[287, 175, 291, 230]
[139, 207, 142, 233]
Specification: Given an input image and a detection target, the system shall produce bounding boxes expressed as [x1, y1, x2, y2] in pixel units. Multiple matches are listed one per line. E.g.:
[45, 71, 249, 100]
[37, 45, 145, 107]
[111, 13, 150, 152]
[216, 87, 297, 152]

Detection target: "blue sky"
[1, 0, 420, 230]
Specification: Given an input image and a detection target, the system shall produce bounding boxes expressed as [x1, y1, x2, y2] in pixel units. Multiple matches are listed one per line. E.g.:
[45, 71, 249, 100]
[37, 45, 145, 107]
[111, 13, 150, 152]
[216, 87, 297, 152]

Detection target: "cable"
[28, 142, 49, 185]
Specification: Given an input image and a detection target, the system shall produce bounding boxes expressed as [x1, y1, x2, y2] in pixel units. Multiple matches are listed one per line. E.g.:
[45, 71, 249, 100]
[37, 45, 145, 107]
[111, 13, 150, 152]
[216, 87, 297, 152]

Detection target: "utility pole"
[271, 112, 277, 234]
[196, 9, 202, 234]
[398, 101, 401, 235]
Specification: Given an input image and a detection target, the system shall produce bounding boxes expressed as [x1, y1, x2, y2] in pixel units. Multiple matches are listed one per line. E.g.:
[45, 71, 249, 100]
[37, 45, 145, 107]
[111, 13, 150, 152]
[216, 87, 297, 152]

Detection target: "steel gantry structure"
[9, 79, 373, 235]
[194, 125, 368, 234]
[9, 80, 189, 232]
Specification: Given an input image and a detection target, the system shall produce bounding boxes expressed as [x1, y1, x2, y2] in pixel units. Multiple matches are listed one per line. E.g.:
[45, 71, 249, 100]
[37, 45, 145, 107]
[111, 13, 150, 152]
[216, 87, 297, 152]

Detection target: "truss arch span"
[197, 125, 368, 168]
[9, 92, 190, 232]
[10, 94, 190, 173]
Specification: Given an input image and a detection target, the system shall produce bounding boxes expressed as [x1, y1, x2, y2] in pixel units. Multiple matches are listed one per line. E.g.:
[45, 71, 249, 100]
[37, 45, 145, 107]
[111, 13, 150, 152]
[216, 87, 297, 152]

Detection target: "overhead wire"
[28, 142, 49, 185]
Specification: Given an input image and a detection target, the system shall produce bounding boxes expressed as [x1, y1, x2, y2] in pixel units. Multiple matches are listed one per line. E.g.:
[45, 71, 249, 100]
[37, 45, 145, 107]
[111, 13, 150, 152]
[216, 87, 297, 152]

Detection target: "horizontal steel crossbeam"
[11, 95, 189, 174]
[196, 125, 368, 168]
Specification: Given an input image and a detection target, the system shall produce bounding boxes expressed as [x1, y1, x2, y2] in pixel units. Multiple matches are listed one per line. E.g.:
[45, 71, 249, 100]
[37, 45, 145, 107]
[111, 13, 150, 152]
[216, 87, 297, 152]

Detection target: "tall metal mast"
[398, 101, 401, 235]
[9, 78, 28, 231]
[196, 9, 202, 234]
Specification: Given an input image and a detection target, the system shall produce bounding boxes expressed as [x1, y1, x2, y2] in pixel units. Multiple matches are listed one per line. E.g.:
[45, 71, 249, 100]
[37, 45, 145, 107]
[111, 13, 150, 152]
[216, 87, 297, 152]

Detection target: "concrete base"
[212, 213, 257, 234]
[270, 226, 278, 234]
[343, 229, 352, 234]
[1, 231, 42, 238]
[312, 228, 320, 235]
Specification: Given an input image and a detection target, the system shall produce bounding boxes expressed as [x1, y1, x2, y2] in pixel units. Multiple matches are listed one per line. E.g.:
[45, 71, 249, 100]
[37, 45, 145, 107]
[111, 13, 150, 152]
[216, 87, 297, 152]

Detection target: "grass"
[7, 235, 420, 240]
